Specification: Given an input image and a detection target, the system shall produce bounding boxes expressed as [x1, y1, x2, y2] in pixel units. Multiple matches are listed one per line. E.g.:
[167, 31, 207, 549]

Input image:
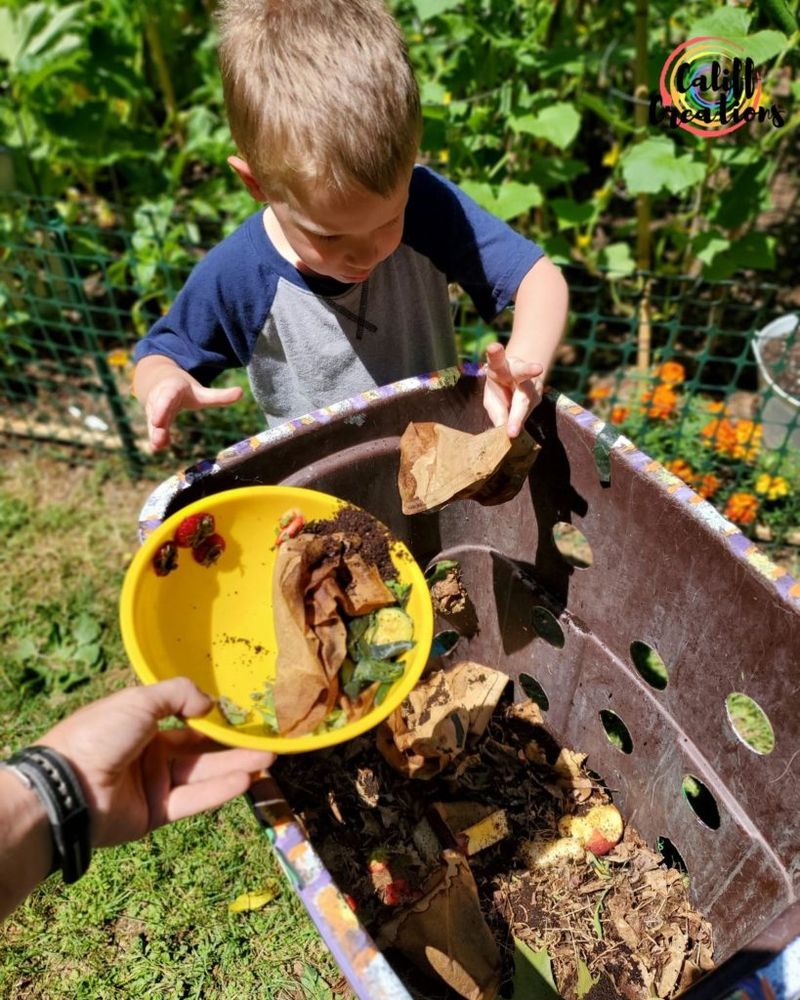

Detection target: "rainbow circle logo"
[659, 36, 762, 137]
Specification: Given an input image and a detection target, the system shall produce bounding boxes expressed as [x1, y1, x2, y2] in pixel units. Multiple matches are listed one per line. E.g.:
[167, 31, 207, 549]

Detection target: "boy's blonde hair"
[217, 0, 421, 200]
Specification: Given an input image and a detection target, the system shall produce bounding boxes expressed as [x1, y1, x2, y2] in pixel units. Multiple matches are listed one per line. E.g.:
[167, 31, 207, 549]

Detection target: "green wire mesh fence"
[1, 192, 798, 552]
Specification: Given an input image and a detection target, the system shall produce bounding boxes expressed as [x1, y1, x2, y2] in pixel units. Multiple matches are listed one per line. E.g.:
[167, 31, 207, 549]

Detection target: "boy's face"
[269, 174, 411, 284]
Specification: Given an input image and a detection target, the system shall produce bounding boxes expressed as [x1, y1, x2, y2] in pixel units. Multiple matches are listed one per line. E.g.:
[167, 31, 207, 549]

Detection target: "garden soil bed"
[273, 682, 714, 1000]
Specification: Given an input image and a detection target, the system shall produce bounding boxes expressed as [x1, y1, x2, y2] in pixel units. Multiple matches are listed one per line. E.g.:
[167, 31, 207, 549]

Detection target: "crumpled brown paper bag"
[376, 661, 510, 779]
[398, 422, 540, 515]
[376, 849, 501, 1000]
[273, 536, 339, 736]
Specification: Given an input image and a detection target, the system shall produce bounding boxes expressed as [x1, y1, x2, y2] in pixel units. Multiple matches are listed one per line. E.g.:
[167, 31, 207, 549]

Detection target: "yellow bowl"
[120, 486, 433, 753]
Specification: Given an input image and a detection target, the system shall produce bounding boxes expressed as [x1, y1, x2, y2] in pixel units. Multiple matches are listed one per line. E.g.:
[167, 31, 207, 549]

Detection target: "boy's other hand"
[482, 342, 544, 438]
[136, 361, 243, 451]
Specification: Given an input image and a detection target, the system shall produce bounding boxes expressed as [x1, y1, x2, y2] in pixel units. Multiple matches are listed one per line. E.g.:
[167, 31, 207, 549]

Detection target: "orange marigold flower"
[654, 361, 685, 385]
[642, 383, 678, 419]
[705, 400, 725, 414]
[701, 418, 762, 462]
[695, 473, 722, 499]
[610, 405, 629, 424]
[724, 492, 759, 525]
[588, 385, 612, 402]
[664, 459, 694, 483]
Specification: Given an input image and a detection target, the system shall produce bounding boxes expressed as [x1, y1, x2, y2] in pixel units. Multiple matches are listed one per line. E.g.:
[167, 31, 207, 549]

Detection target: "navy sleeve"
[402, 165, 545, 323]
[133, 213, 278, 385]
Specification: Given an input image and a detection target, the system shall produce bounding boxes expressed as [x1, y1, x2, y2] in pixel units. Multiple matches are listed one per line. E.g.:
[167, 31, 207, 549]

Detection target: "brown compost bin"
[140, 367, 800, 999]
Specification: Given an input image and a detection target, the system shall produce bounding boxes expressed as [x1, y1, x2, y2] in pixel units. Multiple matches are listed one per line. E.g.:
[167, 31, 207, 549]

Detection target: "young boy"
[133, 0, 568, 452]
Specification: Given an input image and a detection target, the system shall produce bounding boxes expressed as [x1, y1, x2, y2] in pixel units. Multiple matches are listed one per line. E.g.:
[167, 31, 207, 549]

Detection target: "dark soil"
[307, 506, 398, 579]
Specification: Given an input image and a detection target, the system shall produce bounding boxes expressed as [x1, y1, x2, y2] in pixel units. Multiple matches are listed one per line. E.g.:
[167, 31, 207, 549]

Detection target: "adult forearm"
[0, 770, 53, 920]
[507, 257, 569, 376]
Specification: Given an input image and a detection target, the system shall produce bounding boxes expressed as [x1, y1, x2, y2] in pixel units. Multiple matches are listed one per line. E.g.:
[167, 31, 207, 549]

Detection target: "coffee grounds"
[306, 506, 397, 580]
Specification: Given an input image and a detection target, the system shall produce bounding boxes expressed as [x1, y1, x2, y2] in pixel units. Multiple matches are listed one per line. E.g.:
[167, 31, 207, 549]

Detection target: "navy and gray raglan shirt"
[134, 165, 545, 427]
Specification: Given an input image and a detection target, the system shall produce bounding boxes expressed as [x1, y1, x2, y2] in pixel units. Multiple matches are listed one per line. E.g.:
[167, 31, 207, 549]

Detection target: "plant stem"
[634, 0, 652, 371]
[144, 13, 183, 145]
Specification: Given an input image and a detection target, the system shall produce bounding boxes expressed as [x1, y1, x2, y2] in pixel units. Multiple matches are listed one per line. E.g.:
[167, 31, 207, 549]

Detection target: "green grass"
[0, 454, 348, 999]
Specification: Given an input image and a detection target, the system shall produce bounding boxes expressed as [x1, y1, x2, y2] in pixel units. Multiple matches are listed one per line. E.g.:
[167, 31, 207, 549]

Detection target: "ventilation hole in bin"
[519, 673, 549, 711]
[552, 521, 593, 569]
[430, 630, 460, 658]
[657, 836, 688, 875]
[531, 606, 565, 648]
[682, 775, 721, 830]
[726, 692, 775, 755]
[630, 640, 669, 690]
[600, 710, 633, 754]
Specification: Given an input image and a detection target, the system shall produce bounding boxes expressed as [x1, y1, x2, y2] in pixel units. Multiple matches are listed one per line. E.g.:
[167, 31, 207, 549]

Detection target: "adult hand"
[39, 678, 274, 849]
[143, 369, 242, 452]
[482, 342, 544, 438]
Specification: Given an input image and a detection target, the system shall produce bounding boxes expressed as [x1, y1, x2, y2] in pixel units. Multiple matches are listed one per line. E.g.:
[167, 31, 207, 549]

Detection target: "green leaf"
[73, 614, 102, 646]
[413, 0, 460, 20]
[692, 231, 730, 267]
[576, 958, 597, 999]
[702, 231, 776, 280]
[494, 180, 543, 221]
[510, 938, 560, 1000]
[688, 10, 787, 63]
[689, 7, 752, 37]
[550, 198, 594, 229]
[621, 137, 705, 196]
[425, 559, 460, 585]
[511, 102, 581, 149]
[73, 642, 102, 667]
[597, 242, 636, 276]
[593, 888, 610, 939]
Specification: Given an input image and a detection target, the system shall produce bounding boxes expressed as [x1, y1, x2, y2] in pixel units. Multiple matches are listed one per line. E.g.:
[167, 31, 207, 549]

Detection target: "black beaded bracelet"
[1, 746, 92, 884]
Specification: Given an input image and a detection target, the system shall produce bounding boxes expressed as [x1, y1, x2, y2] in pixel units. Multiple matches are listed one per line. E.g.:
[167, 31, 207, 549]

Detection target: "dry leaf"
[658, 924, 688, 998]
[228, 882, 279, 913]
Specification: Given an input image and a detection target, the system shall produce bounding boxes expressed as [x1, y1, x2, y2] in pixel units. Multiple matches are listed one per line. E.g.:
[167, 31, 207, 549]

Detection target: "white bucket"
[752, 314, 800, 451]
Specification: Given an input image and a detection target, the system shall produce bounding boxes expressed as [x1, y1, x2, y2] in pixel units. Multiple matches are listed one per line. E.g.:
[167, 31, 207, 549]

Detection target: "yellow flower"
[106, 348, 130, 368]
[575, 233, 592, 250]
[443, 92, 452, 106]
[602, 144, 620, 168]
[724, 492, 759, 525]
[438, 149, 450, 164]
[755, 474, 790, 500]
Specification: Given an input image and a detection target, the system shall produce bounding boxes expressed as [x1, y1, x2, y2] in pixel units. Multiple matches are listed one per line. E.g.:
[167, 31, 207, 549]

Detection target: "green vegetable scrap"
[218, 696, 249, 726]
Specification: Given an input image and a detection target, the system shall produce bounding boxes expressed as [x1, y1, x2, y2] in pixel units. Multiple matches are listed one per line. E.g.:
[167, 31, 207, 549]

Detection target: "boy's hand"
[482, 342, 544, 438]
[134, 356, 243, 452]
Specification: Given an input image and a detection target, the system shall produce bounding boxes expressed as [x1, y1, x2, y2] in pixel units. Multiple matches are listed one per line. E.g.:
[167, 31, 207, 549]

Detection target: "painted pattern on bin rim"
[138, 367, 799, 608]
[249, 783, 410, 999]
[138, 367, 800, 999]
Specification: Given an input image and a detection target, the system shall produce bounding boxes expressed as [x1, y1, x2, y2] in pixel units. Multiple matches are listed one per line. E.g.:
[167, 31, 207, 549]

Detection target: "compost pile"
[274, 672, 714, 999]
